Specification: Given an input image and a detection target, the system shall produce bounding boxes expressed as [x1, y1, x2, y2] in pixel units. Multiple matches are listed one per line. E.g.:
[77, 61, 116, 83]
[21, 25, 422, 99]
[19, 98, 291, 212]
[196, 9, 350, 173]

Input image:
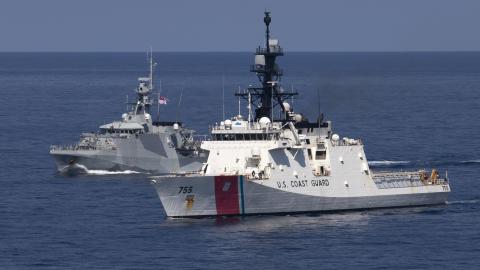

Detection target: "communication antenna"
[149, 47, 153, 90]
[157, 92, 160, 121]
[317, 87, 321, 117]
[222, 76, 225, 120]
[238, 86, 241, 116]
[291, 85, 294, 106]
[175, 87, 184, 122]
[156, 79, 162, 121]
[247, 91, 252, 126]
[146, 47, 156, 90]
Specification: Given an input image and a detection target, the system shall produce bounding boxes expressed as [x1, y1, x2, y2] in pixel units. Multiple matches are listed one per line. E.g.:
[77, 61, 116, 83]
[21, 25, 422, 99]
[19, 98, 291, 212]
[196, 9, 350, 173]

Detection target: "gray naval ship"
[50, 55, 207, 174]
[150, 12, 450, 217]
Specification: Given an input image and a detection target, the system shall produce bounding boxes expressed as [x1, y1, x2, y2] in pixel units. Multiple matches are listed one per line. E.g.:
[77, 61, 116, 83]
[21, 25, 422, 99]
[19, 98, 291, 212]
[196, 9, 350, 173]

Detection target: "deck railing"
[50, 144, 98, 151]
[331, 139, 363, 146]
[50, 144, 116, 151]
[372, 171, 447, 189]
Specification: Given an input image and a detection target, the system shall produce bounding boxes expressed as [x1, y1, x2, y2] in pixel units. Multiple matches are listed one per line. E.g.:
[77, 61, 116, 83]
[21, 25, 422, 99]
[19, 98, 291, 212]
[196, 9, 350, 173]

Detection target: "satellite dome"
[293, 114, 303, 122]
[332, 134, 340, 141]
[282, 102, 291, 112]
[259, 117, 271, 124]
[224, 119, 232, 129]
[144, 113, 151, 122]
[173, 123, 179, 130]
[259, 117, 271, 128]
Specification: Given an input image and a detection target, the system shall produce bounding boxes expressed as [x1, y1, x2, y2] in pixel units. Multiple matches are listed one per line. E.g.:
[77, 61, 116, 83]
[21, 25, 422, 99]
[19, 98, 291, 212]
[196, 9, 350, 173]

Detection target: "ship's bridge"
[210, 117, 282, 141]
[99, 122, 144, 134]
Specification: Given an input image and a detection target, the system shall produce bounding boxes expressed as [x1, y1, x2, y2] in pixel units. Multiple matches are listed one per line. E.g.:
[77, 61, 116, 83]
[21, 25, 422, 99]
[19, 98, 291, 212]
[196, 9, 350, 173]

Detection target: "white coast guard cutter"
[151, 12, 450, 217]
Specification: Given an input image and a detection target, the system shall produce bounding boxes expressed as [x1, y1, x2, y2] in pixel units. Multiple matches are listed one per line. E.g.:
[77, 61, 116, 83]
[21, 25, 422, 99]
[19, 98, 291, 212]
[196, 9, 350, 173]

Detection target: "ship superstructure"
[151, 12, 450, 217]
[50, 54, 207, 174]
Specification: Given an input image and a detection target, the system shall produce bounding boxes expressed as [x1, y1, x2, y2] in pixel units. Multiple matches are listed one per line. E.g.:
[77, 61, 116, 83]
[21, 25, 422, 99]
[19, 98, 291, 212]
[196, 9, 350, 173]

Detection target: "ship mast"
[149, 47, 154, 91]
[235, 11, 298, 121]
[132, 50, 155, 116]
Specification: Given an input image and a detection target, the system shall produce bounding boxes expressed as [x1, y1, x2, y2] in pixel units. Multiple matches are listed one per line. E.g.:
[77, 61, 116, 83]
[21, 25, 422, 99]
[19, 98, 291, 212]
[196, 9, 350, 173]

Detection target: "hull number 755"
[178, 186, 193, 194]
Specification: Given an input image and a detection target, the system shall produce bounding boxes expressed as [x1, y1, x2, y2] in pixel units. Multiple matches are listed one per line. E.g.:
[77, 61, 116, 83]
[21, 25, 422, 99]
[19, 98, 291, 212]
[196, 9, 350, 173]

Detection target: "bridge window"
[315, 150, 326, 160]
[213, 133, 278, 141]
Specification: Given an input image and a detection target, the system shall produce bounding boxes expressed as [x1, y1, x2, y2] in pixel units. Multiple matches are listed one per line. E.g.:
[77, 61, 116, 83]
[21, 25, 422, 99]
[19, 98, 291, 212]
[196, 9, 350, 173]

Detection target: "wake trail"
[59, 163, 141, 176]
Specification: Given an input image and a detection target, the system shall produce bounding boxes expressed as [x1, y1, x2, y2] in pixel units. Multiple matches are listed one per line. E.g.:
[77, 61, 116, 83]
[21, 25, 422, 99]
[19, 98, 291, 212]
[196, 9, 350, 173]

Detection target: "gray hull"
[51, 132, 207, 174]
[152, 175, 449, 217]
[50, 54, 207, 175]
[51, 150, 205, 174]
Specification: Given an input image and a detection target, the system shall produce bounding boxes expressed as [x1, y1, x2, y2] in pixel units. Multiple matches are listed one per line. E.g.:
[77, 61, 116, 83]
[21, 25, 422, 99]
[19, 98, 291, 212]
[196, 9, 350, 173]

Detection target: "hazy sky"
[1, 0, 479, 52]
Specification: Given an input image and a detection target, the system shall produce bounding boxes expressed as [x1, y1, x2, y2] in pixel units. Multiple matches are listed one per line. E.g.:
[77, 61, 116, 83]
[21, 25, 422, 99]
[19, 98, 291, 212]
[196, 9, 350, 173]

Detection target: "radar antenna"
[132, 48, 156, 115]
[235, 11, 298, 121]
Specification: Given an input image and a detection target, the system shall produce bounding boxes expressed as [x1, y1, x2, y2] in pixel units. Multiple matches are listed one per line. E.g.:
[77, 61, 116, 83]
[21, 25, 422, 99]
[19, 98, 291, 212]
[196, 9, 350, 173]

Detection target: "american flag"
[159, 96, 168, 105]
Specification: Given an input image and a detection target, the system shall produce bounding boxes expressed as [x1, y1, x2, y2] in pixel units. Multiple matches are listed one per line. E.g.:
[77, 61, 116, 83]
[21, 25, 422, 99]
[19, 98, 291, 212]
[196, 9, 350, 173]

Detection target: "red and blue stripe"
[214, 175, 246, 215]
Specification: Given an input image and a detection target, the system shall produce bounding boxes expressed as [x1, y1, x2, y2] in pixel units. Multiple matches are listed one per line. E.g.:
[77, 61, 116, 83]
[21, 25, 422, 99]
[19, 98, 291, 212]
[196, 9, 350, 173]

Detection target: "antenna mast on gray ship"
[130, 49, 156, 116]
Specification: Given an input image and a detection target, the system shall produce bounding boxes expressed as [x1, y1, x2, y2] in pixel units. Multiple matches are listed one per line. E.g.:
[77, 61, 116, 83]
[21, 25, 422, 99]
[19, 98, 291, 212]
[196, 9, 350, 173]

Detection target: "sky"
[1, 0, 479, 52]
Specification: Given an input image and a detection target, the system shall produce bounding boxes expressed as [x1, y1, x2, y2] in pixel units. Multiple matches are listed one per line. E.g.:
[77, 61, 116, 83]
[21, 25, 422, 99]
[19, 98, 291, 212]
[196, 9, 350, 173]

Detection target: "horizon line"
[1, 50, 480, 53]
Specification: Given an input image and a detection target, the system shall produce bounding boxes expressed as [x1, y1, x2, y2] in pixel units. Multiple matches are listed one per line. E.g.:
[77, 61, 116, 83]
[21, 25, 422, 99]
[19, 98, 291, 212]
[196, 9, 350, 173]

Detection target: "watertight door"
[214, 176, 240, 215]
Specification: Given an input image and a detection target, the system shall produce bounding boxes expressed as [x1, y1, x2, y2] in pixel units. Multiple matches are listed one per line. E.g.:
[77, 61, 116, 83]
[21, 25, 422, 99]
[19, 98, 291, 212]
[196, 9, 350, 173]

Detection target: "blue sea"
[1, 52, 479, 269]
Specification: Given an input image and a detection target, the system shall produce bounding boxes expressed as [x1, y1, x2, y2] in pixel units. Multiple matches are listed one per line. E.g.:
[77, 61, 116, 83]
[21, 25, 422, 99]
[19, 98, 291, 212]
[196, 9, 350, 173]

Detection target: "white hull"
[152, 174, 450, 217]
[150, 13, 451, 218]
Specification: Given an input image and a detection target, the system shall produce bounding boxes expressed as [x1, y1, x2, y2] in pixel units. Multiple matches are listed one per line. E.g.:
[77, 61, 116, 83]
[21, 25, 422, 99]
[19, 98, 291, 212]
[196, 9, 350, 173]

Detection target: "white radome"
[259, 117, 271, 128]
[144, 113, 151, 122]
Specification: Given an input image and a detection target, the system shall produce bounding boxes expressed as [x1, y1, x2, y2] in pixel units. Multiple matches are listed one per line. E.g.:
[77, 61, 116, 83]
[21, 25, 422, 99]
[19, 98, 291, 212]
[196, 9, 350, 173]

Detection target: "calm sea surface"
[0, 52, 479, 269]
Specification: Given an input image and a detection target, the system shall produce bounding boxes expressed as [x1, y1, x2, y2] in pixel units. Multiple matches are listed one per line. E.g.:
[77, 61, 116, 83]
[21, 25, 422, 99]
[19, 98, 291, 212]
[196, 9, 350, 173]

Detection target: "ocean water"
[1, 52, 479, 269]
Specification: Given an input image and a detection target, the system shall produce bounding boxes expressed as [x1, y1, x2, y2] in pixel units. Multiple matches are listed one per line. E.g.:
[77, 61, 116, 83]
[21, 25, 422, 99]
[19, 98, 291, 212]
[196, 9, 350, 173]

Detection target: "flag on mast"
[159, 96, 168, 105]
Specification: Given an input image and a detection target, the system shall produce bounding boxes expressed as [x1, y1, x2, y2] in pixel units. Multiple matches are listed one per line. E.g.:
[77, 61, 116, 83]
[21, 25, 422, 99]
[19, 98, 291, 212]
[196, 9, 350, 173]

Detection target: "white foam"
[446, 200, 479, 205]
[368, 160, 410, 166]
[460, 160, 480, 163]
[86, 169, 141, 175]
[58, 163, 88, 174]
[70, 163, 88, 171]
[59, 163, 140, 175]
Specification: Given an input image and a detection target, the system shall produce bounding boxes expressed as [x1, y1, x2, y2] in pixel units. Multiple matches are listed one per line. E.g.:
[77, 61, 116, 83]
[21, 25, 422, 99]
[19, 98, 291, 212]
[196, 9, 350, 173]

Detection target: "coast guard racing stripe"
[214, 176, 240, 215]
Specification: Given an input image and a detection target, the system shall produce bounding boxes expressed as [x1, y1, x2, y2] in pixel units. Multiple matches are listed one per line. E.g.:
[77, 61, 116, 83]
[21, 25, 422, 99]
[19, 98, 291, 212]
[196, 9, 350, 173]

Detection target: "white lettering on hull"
[275, 179, 330, 189]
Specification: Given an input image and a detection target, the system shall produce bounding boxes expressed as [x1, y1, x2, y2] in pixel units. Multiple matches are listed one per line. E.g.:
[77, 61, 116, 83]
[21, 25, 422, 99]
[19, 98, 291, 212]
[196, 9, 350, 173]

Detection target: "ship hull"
[152, 175, 449, 217]
[51, 149, 205, 174]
